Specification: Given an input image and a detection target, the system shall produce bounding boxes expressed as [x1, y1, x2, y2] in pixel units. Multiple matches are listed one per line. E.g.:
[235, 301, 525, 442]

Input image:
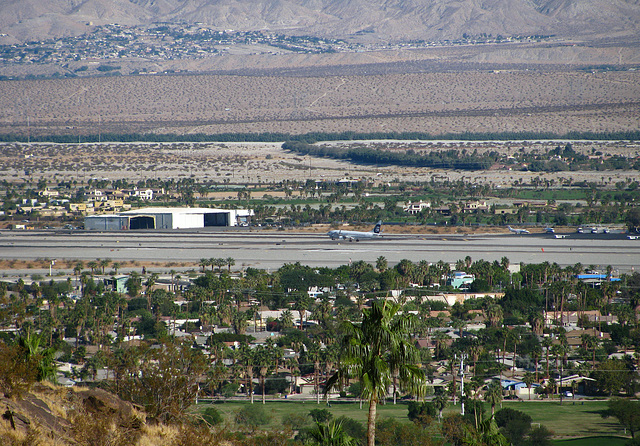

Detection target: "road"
[1, 229, 638, 273]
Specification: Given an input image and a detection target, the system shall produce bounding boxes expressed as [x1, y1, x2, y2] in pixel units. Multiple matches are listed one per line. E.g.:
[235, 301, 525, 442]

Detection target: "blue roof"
[574, 274, 620, 282]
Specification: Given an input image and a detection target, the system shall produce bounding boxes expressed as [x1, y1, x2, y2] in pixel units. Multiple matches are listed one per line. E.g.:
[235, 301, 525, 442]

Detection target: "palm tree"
[225, 257, 236, 273]
[484, 304, 503, 328]
[376, 256, 388, 273]
[523, 371, 535, 400]
[529, 312, 544, 336]
[87, 260, 98, 276]
[326, 300, 426, 446]
[99, 258, 111, 275]
[309, 420, 359, 446]
[279, 309, 294, 330]
[433, 393, 448, 421]
[145, 273, 158, 310]
[73, 262, 83, 289]
[215, 258, 226, 276]
[542, 337, 553, 378]
[294, 295, 311, 330]
[582, 334, 599, 366]
[433, 330, 451, 360]
[485, 379, 503, 416]
[239, 344, 255, 404]
[465, 255, 472, 269]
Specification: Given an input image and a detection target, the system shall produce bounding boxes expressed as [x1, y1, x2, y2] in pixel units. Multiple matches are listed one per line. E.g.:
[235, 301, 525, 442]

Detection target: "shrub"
[494, 408, 532, 446]
[0, 342, 37, 397]
[527, 425, 554, 446]
[334, 416, 365, 443]
[376, 418, 437, 445]
[234, 404, 270, 431]
[221, 382, 239, 398]
[347, 382, 362, 397]
[407, 401, 436, 426]
[309, 408, 333, 423]
[201, 407, 223, 427]
[282, 412, 309, 430]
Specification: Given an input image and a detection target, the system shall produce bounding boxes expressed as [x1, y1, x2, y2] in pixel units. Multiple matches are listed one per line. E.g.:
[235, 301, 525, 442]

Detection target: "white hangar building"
[85, 207, 253, 231]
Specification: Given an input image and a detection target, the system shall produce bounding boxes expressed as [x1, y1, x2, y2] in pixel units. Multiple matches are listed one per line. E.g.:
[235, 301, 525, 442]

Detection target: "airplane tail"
[372, 221, 382, 234]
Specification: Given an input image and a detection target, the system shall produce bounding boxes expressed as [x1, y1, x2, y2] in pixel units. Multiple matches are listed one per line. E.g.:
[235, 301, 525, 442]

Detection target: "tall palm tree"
[239, 344, 255, 404]
[485, 379, 503, 416]
[326, 300, 426, 446]
[279, 309, 294, 330]
[87, 260, 98, 276]
[99, 258, 111, 275]
[484, 304, 503, 328]
[73, 262, 83, 289]
[542, 336, 553, 378]
[225, 257, 236, 273]
[433, 393, 448, 421]
[523, 371, 535, 400]
[376, 256, 388, 273]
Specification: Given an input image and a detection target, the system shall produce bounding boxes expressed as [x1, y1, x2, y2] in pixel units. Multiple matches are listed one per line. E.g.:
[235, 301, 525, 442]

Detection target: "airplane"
[508, 226, 530, 235]
[328, 221, 382, 242]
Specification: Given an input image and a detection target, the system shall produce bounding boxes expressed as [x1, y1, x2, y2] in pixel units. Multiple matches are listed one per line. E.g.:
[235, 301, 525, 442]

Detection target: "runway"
[1, 229, 638, 273]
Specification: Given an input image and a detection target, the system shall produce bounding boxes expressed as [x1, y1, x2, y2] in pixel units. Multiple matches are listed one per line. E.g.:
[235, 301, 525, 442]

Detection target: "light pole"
[49, 259, 56, 277]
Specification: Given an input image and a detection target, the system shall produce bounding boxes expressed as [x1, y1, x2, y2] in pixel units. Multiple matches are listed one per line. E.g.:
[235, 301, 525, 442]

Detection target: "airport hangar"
[84, 207, 253, 231]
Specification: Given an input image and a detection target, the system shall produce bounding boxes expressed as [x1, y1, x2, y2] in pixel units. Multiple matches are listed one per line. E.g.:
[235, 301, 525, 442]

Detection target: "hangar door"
[129, 215, 155, 229]
[204, 212, 229, 226]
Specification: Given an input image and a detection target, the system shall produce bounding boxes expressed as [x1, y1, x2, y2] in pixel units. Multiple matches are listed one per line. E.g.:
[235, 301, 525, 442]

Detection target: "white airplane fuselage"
[508, 226, 530, 234]
[328, 221, 382, 242]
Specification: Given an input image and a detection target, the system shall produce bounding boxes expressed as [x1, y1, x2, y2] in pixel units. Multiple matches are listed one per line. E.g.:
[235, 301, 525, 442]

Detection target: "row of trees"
[3, 129, 640, 144]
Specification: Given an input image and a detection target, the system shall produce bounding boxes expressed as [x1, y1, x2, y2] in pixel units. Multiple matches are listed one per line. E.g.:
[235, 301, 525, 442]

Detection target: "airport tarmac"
[1, 230, 638, 273]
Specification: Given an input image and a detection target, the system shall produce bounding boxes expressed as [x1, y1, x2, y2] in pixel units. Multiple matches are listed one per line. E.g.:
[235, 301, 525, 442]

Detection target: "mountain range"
[1, 0, 639, 43]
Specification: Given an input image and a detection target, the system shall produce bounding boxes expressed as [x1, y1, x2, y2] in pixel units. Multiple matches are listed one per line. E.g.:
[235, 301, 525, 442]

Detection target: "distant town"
[0, 23, 554, 79]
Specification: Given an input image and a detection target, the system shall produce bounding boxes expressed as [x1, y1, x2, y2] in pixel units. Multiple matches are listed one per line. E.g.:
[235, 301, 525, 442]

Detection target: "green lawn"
[195, 399, 631, 440]
[553, 436, 629, 446]
[500, 401, 627, 439]
[195, 399, 411, 429]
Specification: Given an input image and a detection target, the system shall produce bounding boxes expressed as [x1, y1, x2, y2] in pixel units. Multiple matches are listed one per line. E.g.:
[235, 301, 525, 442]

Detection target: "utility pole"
[460, 354, 465, 416]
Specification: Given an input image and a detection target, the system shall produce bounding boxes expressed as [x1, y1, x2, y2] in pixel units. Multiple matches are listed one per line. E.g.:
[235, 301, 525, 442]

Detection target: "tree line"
[1, 129, 639, 144]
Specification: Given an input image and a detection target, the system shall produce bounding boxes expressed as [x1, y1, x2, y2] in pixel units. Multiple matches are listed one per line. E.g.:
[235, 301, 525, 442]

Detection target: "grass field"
[195, 399, 631, 440]
[500, 401, 627, 439]
[553, 436, 629, 446]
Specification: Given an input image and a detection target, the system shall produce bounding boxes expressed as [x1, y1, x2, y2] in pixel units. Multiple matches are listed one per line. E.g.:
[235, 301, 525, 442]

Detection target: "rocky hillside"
[1, 0, 639, 43]
[0, 382, 143, 445]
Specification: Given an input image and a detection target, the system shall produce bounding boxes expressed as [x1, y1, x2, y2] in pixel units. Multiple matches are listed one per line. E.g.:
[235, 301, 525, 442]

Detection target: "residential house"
[404, 201, 431, 215]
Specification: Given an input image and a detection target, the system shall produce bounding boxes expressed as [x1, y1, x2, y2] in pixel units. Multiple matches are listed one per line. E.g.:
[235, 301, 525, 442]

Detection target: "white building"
[404, 201, 431, 214]
[85, 207, 254, 230]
